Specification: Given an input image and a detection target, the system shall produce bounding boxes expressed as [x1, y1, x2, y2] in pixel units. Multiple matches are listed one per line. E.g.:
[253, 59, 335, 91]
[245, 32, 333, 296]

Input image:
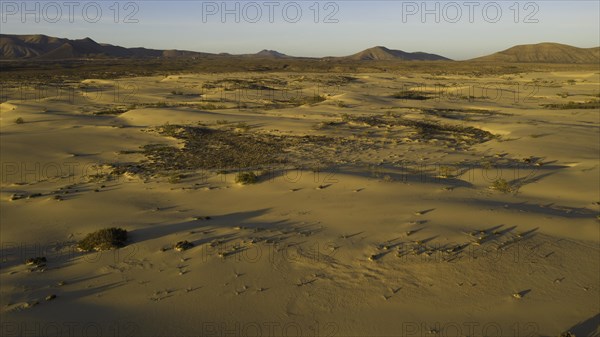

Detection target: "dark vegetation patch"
[110, 124, 370, 177]
[344, 114, 495, 145]
[78, 228, 128, 251]
[392, 90, 432, 100]
[202, 78, 287, 91]
[110, 113, 494, 178]
[542, 100, 600, 110]
[133, 102, 228, 110]
[235, 171, 258, 185]
[422, 108, 511, 121]
[94, 107, 130, 115]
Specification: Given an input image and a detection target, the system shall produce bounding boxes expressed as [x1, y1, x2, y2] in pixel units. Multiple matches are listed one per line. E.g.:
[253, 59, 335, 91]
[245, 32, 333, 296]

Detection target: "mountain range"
[1, 34, 598, 64]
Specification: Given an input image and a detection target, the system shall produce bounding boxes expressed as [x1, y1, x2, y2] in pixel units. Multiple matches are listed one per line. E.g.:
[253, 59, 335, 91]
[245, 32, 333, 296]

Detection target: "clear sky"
[1, 0, 599, 60]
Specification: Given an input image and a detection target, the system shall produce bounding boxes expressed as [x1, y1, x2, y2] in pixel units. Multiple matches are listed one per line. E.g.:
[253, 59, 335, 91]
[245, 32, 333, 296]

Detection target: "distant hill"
[252, 49, 290, 59]
[0, 34, 211, 60]
[344, 46, 451, 61]
[471, 43, 600, 63]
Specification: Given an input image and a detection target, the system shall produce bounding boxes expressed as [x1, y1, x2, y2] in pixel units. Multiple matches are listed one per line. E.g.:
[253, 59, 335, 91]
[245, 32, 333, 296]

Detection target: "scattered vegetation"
[343, 114, 495, 146]
[290, 94, 327, 106]
[234, 122, 251, 131]
[490, 178, 512, 193]
[94, 107, 129, 115]
[77, 227, 128, 251]
[542, 100, 600, 109]
[167, 173, 185, 184]
[423, 108, 509, 121]
[235, 171, 258, 185]
[336, 101, 350, 108]
[392, 90, 431, 100]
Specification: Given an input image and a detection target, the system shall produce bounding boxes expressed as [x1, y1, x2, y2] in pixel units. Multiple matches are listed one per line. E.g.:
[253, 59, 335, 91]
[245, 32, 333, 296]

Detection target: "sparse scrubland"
[1, 64, 598, 337]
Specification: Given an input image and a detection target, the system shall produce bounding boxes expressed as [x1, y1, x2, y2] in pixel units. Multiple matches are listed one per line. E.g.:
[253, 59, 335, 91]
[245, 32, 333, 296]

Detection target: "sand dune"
[1, 69, 599, 336]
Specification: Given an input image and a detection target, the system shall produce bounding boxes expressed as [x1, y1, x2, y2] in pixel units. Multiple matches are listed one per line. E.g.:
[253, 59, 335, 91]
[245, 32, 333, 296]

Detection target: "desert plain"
[0, 64, 599, 336]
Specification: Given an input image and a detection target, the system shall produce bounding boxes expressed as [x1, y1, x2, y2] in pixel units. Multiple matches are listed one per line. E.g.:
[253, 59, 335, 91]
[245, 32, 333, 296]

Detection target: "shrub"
[25, 257, 47, 266]
[336, 101, 349, 108]
[174, 240, 194, 251]
[15, 117, 24, 124]
[235, 172, 257, 185]
[308, 95, 326, 104]
[167, 173, 184, 184]
[490, 178, 512, 193]
[235, 122, 251, 131]
[78, 228, 128, 251]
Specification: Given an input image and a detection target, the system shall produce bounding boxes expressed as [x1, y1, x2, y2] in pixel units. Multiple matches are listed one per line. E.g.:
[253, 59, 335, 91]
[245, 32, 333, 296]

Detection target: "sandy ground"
[1, 70, 599, 336]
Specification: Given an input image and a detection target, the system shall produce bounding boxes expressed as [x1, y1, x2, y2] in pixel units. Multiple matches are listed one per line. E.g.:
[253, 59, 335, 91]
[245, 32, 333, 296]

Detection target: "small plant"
[159, 122, 181, 137]
[559, 332, 575, 337]
[490, 178, 512, 193]
[174, 240, 194, 252]
[340, 113, 351, 122]
[438, 166, 455, 178]
[167, 173, 184, 184]
[25, 257, 47, 266]
[78, 228, 128, 251]
[235, 122, 251, 131]
[15, 117, 24, 124]
[307, 95, 327, 104]
[235, 171, 257, 185]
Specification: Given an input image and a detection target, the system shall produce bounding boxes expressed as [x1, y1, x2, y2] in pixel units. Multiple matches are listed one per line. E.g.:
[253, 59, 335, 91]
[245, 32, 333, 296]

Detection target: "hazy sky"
[2, 0, 599, 60]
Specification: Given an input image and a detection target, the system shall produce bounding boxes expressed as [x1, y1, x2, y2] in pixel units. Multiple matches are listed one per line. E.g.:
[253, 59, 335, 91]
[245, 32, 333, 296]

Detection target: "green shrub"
[15, 117, 24, 124]
[235, 172, 257, 185]
[78, 228, 128, 251]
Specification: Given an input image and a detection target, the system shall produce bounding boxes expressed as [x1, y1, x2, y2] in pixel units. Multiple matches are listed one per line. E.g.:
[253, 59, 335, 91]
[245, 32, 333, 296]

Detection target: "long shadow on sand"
[127, 208, 273, 246]
[564, 313, 600, 337]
